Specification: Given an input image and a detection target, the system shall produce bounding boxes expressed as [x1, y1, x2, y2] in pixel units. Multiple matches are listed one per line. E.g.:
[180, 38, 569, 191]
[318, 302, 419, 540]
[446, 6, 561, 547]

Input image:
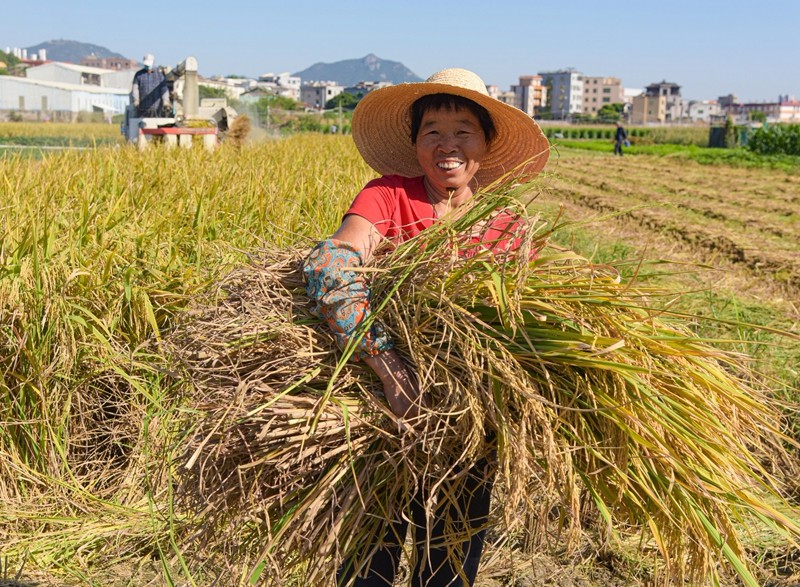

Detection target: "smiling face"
[414, 106, 489, 199]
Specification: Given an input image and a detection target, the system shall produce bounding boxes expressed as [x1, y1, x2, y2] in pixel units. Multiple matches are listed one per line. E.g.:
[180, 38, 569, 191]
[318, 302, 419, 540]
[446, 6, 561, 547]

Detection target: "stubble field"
[545, 150, 799, 293]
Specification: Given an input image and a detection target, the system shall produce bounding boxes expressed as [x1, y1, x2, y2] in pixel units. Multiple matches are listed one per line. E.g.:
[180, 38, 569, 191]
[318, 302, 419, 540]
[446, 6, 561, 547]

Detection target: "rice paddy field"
[540, 147, 800, 391]
[1, 122, 799, 586]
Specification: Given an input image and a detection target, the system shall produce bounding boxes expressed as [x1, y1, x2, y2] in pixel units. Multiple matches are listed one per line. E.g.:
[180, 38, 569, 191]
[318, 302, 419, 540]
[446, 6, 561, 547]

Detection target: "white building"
[301, 82, 344, 110]
[0, 75, 128, 117]
[199, 77, 248, 101]
[26, 61, 134, 90]
[687, 99, 722, 123]
[622, 87, 642, 118]
[0, 60, 133, 119]
[258, 72, 301, 101]
[343, 80, 391, 98]
[538, 69, 583, 119]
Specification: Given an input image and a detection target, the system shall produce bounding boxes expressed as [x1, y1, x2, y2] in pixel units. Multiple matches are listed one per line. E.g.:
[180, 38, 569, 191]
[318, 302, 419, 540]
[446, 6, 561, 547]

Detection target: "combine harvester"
[121, 56, 237, 150]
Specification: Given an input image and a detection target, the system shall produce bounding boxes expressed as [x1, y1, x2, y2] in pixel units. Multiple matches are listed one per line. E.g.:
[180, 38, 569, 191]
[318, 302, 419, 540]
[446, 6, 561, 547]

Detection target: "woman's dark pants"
[337, 458, 494, 587]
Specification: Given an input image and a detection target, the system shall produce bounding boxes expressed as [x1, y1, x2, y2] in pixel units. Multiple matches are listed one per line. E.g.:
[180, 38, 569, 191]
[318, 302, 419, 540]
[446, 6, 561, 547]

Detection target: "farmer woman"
[303, 68, 550, 586]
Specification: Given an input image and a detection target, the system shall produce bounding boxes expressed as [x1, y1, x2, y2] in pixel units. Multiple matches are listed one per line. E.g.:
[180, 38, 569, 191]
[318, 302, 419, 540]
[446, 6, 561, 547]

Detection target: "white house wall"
[0, 76, 129, 113]
[103, 70, 136, 90]
[72, 90, 129, 114]
[26, 63, 84, 85]
[26, 62, 113, 86]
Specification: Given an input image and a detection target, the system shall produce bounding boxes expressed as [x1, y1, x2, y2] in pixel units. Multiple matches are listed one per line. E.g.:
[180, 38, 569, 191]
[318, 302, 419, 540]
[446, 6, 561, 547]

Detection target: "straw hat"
[352, 68, 550, 186]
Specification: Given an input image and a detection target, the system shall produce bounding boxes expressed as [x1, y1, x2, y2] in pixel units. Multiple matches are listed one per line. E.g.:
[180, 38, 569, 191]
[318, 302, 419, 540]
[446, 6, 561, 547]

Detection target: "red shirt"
[346, 175, 524, 253]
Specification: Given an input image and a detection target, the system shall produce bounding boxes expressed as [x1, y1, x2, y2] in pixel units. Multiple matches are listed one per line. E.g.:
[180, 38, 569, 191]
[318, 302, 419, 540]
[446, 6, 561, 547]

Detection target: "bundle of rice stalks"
[167, 184, 800, 586]
[225, 114, 251, 148]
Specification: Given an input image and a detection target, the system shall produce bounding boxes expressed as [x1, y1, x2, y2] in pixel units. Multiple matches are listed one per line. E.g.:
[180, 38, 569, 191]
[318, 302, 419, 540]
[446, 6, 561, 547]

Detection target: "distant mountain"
[293, 54, 422, 86]
[25, 39, 127, 63]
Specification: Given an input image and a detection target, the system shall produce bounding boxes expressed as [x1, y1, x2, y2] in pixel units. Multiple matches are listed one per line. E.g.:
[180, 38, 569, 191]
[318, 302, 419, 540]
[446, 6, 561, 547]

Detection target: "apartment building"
[631, 93, 667, 124]
[301, 82, 344, 110]
[538, 69, 583, 119]
[80, 54, 138, 71]
[510, 75, 547, 117]
[649, 81, 684, 121]
[582, 76, 623, 115]
[483, 85, 515, 108]
[738, 96, 800, 123]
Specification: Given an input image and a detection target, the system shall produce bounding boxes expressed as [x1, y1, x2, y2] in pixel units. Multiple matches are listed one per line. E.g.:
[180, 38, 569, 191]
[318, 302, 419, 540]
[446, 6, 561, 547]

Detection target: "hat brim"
[352, 82, 550, 186]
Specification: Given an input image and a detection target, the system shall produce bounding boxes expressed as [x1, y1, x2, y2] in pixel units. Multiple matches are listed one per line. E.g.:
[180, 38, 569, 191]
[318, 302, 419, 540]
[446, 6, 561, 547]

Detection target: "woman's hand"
[364, 349, 428, 421]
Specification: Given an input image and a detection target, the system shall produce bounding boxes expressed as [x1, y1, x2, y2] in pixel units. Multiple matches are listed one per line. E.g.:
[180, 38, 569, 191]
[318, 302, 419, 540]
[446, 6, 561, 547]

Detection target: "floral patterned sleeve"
[302, 239, 394, 361]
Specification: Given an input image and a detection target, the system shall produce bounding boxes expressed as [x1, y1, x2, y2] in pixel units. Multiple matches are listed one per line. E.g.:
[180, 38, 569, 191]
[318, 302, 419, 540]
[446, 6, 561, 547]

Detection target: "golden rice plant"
[0, 137, 372, 581]
[2, 134, 798, 585]
[169, 182, 800, 587]
[0, 122, 123, 146]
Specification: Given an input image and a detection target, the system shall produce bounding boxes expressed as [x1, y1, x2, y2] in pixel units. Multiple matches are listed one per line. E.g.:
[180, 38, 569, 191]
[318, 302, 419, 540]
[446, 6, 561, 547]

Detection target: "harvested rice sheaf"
[167, 186, 800, 586]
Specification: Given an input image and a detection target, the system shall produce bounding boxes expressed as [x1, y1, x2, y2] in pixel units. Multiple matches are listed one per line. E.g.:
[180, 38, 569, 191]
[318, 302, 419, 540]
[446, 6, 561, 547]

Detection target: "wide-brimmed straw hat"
[352, 68, 550, 186]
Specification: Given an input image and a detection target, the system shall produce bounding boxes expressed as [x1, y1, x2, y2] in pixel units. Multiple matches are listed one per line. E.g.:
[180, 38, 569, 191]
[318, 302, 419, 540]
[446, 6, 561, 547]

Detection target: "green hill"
[293, 53, 422, 86]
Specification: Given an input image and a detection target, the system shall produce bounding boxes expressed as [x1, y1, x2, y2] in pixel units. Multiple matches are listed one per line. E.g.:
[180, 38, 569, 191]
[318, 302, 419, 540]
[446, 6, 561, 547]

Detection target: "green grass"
[0, 136, 121, 147]
[553, 140, 800, 172]
[541, 125, 709, 146]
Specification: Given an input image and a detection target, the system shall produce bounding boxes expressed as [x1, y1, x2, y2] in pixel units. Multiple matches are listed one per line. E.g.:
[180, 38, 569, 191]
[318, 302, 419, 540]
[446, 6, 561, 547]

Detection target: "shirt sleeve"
[131, 73, 140, 105]
[345, 176, 402, 238]
[302, 238, 394, 361]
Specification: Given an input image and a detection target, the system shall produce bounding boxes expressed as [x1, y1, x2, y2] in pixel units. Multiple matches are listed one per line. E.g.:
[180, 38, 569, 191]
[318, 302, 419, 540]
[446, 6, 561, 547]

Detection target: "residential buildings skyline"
[2, 52, 799, 125]
[5, 0, 799, 105]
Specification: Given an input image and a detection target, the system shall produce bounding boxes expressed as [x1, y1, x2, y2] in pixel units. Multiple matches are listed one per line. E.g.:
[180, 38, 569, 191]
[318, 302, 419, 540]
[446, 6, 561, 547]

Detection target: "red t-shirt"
[346, 175, 524, 253]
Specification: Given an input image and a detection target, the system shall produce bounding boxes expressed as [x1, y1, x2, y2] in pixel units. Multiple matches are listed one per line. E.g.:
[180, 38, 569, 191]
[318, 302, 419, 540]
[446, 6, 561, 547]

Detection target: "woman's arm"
[363, 349, 426, 420]
[304, 214, 424, 420]
[329, 214, 381, 262]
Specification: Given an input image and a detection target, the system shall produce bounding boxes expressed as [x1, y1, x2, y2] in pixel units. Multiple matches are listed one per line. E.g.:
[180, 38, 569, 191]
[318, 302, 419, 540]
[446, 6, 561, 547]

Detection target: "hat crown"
[425, 68, 489, 97]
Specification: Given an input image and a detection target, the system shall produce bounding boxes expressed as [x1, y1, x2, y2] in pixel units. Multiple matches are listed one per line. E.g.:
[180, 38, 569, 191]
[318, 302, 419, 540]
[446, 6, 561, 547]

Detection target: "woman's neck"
[423, 178, 474, 214]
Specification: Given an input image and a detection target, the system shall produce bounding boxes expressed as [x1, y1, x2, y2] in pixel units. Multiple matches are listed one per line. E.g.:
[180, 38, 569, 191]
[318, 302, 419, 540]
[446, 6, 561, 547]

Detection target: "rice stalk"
[168, 182, 800, 586]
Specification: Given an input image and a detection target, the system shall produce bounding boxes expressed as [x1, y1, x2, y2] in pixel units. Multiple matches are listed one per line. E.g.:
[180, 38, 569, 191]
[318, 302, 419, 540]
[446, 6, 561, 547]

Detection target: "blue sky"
[3, 0, 798, 102]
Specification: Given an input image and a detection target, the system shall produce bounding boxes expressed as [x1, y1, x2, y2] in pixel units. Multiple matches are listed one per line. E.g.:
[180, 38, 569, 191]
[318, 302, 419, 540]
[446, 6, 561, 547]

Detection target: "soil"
[539, 150, 800, 320]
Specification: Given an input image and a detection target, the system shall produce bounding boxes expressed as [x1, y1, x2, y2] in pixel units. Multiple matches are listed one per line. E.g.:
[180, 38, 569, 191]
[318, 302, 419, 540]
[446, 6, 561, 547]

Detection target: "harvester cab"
[122, 56, 237, 150]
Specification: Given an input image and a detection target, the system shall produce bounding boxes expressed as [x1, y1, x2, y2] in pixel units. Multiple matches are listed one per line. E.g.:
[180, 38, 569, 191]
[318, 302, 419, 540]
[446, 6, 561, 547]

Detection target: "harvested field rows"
[543, 152, 800, 300]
